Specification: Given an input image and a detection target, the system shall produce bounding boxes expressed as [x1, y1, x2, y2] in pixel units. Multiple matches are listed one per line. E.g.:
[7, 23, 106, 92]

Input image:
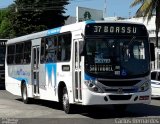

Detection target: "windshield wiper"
[128, 36, 136, 47]
[123, 36, 136, 51]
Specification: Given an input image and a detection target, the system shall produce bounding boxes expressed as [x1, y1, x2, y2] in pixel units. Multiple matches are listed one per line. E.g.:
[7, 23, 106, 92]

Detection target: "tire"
[114, 104, 128, 112]
[62, 87, 73, 114]
[21, 84, 29, 104]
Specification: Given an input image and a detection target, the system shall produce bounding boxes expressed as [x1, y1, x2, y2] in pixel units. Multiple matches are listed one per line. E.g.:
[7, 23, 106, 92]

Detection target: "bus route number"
[94, 26, 102, 32]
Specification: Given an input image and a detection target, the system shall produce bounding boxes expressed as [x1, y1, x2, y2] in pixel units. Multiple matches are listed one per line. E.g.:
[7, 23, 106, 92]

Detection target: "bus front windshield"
[84, 37, 150, 79]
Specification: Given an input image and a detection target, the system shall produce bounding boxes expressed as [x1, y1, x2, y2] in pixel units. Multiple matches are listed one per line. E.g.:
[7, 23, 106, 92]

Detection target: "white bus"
[5, 21, 154, 113]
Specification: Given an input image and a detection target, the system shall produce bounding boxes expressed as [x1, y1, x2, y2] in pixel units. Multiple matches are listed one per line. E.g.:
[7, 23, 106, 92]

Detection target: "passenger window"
[57, 33, 71, 61]
[40, 32, 71, 63]
[40, 36, 57, 63]
[16, 43, 24, 53]
[7, 45, 15, 64]
[24, 41, 31, 64]
[7, 41, 31, 65]
[151, 72, 157, 80]
[40, 39, 46, 63]
[15, 43, 24, 64]
[7, 55, 15, 64]
[8, 45, 15, 54]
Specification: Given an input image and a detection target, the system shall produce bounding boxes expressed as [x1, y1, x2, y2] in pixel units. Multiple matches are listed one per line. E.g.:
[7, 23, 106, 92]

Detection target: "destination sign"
[85, 23, 148, 36]
[89, 65, 113, 72]
[93, 26, 137, 34]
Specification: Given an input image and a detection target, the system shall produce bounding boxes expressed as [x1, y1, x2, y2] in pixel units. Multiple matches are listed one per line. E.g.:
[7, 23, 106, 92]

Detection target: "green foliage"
[0, 8, 13, 38]
[13, 0, 69, 36]
[0, 0, 69, 38]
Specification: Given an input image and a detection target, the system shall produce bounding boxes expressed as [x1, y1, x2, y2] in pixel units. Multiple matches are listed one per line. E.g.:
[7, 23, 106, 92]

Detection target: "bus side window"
[15, 43, 24, 64]
[40, 38, 46, 63]
[7, 45, 15, 64]
[46, 36, 57, 63]
[57, 36, 62, 61]
[63, 33, 71, 61]
[57, 33, 71, 62]
[40, 33, 71, 63]
[41, 36, 57, 63]
[24, 41, 31, 64]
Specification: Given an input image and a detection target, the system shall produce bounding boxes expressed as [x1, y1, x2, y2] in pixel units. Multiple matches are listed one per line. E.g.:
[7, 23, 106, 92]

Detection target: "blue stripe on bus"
[84, 73, 96, 80]
[45, 63, 57, 85]
[47, 27, 61, 36]
[85, 20, 96, 24]
[12, 77, 28, 84]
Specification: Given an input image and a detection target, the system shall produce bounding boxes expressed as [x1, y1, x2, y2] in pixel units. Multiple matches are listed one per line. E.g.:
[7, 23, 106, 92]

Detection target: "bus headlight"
[139, 82, 150, 92]
[84, 80, 103, 93]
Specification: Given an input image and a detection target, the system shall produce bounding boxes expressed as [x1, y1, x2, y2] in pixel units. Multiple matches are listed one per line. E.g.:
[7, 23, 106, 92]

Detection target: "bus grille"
[105, 88, 137, 93]
[99, 80, 140, 87]
[109, 95, 132, 100]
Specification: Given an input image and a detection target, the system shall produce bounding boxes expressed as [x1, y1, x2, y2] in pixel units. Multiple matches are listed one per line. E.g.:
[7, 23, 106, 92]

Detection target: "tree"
[130, 0, 160, 47]
[9, 0, 69, 37]
[0, 8, 13, 38]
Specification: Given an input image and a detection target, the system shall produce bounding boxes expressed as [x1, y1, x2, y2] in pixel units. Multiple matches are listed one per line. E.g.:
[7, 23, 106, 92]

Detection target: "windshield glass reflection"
[85, 37, 150, 78]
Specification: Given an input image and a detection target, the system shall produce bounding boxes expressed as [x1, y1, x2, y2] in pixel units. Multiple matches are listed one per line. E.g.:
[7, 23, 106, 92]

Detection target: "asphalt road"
[1, 86, 160, 124]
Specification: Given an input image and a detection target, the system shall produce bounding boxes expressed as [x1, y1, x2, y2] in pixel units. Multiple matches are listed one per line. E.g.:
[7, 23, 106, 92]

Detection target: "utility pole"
[103, 0, 107, 18]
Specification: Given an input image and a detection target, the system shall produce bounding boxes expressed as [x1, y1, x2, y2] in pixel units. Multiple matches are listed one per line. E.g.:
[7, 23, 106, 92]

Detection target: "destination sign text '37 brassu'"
[85, 23, 148, 36]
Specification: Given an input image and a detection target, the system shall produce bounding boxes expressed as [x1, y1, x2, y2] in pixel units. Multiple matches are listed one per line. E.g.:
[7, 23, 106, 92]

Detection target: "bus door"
[74, 40, 82, 102]
[32, 46, 40, 96]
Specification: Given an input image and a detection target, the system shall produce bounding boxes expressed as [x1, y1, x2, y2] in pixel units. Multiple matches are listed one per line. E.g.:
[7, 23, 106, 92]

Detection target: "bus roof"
[0, 39, 9, 41]
[7, 20, 146, 45]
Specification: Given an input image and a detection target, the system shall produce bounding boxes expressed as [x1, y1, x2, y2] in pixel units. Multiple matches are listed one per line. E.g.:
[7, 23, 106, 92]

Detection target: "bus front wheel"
[21, 84, 29, 104]
[62, 87, 73, 114]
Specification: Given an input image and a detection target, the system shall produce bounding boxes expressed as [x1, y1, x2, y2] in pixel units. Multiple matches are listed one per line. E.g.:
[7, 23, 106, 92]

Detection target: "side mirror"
[150, 43, 155, 61]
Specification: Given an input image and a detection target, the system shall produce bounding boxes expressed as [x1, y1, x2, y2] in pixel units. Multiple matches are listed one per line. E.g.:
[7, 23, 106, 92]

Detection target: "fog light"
[89, 83, 93, 87]
[104, 96, 108, 101]
[93, 87, 98, 92]
[134, 96, 138, 101]
[139, 96, 149, 100]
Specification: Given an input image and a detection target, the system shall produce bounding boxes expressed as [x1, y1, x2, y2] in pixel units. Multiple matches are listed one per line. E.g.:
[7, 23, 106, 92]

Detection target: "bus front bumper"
[82, 88, 151, 105]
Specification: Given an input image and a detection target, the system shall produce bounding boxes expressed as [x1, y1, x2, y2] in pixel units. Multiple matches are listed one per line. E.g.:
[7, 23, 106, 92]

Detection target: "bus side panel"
[39, 63, 58, 101]
[38, 62, 73, 103]
[5, 66, 21, 96]
[56, 62, 74, 103]
[5, 65, 32, 96]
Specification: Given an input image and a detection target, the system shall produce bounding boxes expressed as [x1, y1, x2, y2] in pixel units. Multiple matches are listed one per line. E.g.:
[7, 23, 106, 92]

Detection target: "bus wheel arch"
[58, 81, 66, 103]
[21, 80, 29, 104]
[58, 81, 73, 114]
